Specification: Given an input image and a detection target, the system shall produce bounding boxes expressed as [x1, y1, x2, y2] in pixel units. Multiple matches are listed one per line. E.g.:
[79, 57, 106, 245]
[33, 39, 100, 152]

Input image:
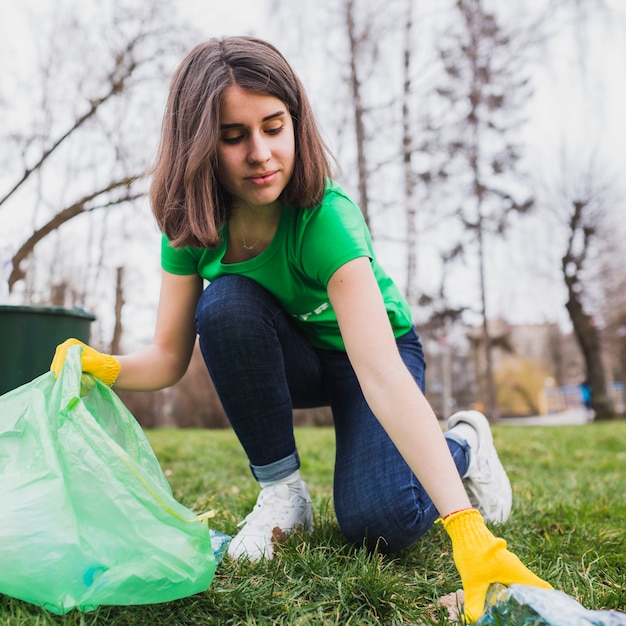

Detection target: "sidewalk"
[498, 407, 592, 426]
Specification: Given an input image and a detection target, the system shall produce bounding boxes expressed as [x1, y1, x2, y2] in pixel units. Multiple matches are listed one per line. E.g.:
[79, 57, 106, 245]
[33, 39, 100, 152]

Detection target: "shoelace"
[237, 488, 295, 529]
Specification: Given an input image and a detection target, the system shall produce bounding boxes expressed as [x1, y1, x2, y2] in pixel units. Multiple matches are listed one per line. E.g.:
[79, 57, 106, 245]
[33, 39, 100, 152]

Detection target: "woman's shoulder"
[160, 232, 223, 275]
[291, 180, 371, 251]
[296, 180, 363, 224]
[323, 180, 359, 206]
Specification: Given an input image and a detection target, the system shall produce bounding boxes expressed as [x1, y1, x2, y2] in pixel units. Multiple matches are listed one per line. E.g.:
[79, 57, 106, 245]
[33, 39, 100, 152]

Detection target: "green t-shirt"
[161, 181, 413, 351]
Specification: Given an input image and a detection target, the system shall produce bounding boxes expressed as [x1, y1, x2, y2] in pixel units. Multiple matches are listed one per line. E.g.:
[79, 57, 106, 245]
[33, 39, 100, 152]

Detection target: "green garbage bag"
[0, 345, 228, 614]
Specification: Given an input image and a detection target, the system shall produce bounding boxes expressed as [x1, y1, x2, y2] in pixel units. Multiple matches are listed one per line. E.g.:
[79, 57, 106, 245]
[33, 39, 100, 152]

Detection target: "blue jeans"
[195, 275, 469, 553]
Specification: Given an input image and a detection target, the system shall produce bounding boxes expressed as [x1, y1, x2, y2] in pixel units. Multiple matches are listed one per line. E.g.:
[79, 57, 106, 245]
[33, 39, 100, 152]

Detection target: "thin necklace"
[241, 231, 262, 250]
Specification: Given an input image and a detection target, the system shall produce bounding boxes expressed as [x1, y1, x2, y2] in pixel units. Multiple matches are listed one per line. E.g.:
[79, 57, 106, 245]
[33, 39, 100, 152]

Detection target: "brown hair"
[150, 36, 333, 249]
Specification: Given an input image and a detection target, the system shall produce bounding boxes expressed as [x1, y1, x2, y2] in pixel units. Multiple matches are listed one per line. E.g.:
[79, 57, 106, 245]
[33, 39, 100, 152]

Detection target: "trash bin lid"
[0, 304, 96, 321]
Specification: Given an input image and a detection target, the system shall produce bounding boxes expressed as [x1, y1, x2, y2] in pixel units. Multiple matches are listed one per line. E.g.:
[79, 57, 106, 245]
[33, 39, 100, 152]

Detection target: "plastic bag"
[476, 584, 626, 626]
[0, 345, 229, 614]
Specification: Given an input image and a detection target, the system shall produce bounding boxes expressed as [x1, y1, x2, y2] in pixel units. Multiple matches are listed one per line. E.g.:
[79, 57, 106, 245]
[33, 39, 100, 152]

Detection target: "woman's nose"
[247, 133, 271, 163]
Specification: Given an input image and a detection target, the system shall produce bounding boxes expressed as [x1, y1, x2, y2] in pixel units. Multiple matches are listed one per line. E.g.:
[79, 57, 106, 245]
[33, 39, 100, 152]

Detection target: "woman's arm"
[327, 256, 471, 517]
[113, 270, 203, 391]
[328, 256, 553, 622]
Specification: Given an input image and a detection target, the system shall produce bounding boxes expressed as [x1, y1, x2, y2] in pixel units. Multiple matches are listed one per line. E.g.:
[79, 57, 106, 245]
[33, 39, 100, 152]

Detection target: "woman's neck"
[223, 202, 282, 263]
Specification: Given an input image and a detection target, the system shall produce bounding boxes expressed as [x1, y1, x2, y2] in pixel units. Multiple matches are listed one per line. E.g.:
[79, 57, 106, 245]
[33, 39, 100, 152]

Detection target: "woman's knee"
[197, 275, 253, 320]
[195, 275, 274, 339]
[334, 485, 436, 553]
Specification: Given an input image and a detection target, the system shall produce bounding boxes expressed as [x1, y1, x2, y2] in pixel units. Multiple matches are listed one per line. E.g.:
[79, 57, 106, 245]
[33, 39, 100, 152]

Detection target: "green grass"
[2, 422, 625, 625]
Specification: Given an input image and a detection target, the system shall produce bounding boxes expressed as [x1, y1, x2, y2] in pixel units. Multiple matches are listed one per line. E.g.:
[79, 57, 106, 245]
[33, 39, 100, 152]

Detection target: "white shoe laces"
[237, 485, 294, 530]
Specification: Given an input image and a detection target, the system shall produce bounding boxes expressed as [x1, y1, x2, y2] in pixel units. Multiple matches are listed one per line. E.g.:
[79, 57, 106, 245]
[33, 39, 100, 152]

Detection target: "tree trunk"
[345, 0, 370, 225]
[402, 0, 418, 307]
[564, 282, 614, 420]
[477, 221, 498, 421]
[562, 199, 614, 420]
[111, 266, 125, 354]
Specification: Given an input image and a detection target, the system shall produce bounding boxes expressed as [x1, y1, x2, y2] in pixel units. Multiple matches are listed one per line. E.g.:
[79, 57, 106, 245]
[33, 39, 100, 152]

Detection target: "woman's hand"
[51, 338, 120, 386]
[442, 508, 552, 622]
[51, 272, 202, 391]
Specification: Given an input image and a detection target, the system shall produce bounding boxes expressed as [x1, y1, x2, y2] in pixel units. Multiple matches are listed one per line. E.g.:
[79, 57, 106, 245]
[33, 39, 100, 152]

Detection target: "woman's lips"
[246, 171, 278, 185]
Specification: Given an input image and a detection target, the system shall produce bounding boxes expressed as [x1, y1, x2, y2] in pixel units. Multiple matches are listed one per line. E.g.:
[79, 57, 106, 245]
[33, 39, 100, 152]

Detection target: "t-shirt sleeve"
[299, 188, 374, 286]
[160, 233, 200, 275]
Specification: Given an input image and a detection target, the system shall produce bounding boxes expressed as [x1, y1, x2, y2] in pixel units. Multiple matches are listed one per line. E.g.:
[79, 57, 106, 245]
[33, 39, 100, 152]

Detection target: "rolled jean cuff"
[250, 450, 301, 483]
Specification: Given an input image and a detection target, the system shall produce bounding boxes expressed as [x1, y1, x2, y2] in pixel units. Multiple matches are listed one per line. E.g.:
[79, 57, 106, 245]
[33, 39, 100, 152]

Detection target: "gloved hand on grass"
[441, 508, 552, 623]
[51, 338, 120, 386]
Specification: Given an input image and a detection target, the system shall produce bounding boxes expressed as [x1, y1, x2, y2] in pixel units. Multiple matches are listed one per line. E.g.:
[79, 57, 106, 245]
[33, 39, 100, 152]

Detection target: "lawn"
[2, 421, 625, 625]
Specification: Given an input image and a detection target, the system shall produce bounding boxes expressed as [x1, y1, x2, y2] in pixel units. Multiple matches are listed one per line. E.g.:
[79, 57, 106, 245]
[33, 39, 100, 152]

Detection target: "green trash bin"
[0, 305, 96, 395]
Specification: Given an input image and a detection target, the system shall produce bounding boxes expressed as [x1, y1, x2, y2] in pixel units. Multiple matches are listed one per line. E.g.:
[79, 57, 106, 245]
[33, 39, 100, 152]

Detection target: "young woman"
[52, 36, 552, 621]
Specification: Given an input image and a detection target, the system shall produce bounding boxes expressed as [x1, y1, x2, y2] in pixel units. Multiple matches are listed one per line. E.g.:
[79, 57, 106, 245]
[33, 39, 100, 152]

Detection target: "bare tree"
[8, 177, 143, 290]
[401, 0, 419, 307]
[342, 0, 373, 224]
[561, 199, 613, 419]
[526, 0, 625, 418]
[0, 0, 193, 322]
[0, 33, 144, 210]
[545, 156, 620, 420]
[428, 0, 535, 419]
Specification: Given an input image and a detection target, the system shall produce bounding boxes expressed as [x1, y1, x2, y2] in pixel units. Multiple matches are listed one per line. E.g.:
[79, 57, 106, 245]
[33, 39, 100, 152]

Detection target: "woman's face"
[216, 84, 295, 212]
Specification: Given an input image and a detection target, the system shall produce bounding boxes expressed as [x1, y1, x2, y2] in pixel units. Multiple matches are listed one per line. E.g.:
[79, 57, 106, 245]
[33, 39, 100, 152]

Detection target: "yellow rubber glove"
[441, 508, 552, 623]
[50, 338, 120, 387]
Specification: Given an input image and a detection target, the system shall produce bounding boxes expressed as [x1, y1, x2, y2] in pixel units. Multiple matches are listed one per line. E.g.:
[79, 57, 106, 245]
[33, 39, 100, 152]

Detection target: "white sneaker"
[447, 410, 512, 523]
[227, 481, 313, 561]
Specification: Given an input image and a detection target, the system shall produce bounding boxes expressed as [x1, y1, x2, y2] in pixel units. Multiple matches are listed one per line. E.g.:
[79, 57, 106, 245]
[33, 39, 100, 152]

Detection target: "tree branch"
[0, 37, 142, 209]
[8, 175, 144, 290]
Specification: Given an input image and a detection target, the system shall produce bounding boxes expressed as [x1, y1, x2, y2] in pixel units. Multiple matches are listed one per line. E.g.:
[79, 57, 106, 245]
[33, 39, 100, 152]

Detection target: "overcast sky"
[2, 0, 625, 337]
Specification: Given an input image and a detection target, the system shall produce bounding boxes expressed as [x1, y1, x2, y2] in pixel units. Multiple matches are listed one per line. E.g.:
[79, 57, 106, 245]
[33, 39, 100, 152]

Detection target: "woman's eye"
[221, 135, 243, 145]
[265, 125, 284, 136]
